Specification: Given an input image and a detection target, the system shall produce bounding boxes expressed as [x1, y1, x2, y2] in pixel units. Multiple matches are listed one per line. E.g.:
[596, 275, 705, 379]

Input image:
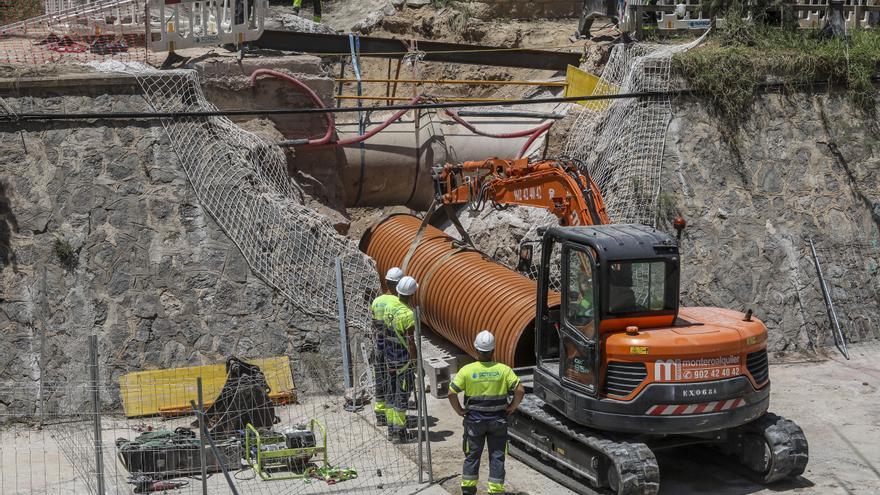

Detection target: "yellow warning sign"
[564, 65, 617, 110]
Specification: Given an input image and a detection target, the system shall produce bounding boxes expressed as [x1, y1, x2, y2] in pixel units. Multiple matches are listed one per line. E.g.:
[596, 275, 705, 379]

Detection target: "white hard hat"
[474, 330, 495, 352]
[396, 276, 418, 296]
[385, 267, 404, 283]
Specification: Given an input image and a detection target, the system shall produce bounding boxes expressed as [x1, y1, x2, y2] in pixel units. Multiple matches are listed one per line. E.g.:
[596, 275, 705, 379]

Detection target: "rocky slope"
[0, 82, 342, 415]
[660, 92, 879, 354]
[437, 91, 879, 357]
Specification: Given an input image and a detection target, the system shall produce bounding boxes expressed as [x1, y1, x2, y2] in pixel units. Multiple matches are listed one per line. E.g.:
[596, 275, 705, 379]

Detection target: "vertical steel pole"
[809, 237, 850, 359]
[335, 257, 352, 389]
[413, 308, 434, 482]
[88, 335, 106, 495]
[38, 266, 47, 427]
[197, 378, 208, 495]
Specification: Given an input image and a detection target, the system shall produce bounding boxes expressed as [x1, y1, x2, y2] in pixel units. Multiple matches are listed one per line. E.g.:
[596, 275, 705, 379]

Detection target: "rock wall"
[0, 76, 341, 415]
[660, 92, 880, 354]
[467, 0, 582, 19]
[439, 91, 879, 358]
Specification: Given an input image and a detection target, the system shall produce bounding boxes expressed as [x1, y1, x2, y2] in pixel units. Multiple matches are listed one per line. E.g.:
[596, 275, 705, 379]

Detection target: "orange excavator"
[432, 157, 809, 494]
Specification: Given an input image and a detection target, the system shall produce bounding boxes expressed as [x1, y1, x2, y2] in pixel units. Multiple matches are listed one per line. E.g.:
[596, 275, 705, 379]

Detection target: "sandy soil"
[424, 343, 880, 495]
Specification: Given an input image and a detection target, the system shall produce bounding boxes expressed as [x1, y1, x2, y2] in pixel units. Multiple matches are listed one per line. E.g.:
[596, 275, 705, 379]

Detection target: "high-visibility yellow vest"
[450, 361, 520, 413]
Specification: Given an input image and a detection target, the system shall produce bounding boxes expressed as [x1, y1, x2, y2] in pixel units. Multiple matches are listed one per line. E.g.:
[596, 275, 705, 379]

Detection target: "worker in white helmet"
[448, 330, 525, 495]
[383, 275, 419, 443]
[370, 267, 404, 426]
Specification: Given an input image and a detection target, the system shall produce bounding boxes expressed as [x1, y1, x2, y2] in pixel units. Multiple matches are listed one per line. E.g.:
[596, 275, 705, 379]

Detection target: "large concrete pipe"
[360, 214, 561, 366]
[337, 109, 554, 210]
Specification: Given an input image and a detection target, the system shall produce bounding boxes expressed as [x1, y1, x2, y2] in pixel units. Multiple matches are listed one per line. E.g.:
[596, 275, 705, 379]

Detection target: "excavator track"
[723, 412, 809, 483]
[509, 395, 660, 495]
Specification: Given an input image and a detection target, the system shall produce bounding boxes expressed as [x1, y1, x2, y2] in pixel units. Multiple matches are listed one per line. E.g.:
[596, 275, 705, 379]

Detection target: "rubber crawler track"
[515, 395, 660, 495]
[743, 412, 809, 483]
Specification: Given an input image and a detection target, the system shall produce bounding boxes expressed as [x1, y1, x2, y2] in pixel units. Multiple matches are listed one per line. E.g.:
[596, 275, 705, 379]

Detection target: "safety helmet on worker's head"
[396, 276, 418, 296]
[385, 267, 404, 283]
[474, 330, 495, 353]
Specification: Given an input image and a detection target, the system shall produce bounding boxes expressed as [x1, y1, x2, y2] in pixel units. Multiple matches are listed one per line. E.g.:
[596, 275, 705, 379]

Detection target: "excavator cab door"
[536, 234, 600, 397]
[558, 244, 600, 396]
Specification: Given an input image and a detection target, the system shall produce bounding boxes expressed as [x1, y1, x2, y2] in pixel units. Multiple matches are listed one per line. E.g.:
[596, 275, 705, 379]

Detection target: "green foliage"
[54, 237, 78, 271]
[673, 11, 880, 121]
[0, 0, 43, 24]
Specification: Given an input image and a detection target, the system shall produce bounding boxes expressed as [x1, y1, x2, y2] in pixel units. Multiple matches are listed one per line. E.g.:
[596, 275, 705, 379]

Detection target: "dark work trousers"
[387, 366, 414, 432]
[372, 346, 389, 412]
[461, 417, 508, 494]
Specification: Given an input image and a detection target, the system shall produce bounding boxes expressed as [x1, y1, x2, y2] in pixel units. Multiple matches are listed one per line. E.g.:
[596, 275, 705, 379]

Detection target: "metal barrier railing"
[622, 0, 880, 34]
[146, 0, 268, 52]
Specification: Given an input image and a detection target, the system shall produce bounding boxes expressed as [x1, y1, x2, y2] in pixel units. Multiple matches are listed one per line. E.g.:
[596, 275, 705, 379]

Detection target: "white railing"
[147, 0, 268, 52]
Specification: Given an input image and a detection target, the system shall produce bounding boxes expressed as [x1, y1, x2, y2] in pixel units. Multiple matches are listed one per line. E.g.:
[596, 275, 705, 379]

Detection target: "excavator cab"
[535, 224, 681, 406]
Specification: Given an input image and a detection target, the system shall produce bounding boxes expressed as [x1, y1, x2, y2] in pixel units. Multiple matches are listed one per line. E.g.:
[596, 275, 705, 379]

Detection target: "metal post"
[413, 308, 434, 482]
[809, 238, 850, 359]
[197, 378, 208, 495]
[38, 266, 47, 427]
[335, 257, 353, 389]
[88, 335, 106, 495]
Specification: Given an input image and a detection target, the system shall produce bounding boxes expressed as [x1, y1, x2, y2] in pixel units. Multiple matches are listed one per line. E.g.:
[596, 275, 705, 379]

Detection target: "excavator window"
[607, 261, 672, 315]
[564, 249, 596, 340]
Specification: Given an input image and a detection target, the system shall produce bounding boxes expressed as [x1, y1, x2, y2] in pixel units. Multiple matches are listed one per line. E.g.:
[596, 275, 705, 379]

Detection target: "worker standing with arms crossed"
[371, 267, 403, 426]
[384, 275, 419, 443]
[448, 330, 526, 495]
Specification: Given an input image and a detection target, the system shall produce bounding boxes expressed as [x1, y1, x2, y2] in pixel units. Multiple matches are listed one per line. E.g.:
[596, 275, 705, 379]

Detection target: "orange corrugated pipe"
[360, 214, 560, 366]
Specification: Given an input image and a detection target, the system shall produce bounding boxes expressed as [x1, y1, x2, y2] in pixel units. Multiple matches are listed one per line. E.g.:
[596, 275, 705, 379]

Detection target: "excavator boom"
[436, 158, 611, 226]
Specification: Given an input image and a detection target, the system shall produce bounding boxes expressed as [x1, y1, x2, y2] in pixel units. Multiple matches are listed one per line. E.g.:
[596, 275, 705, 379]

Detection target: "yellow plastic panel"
[564, 65, 617, 110]
[120, 357, 295, 417]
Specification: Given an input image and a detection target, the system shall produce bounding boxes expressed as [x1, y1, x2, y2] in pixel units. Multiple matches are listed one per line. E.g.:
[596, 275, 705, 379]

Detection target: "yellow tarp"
[120, 357, 295, 418]
[564, 65, 617, 110]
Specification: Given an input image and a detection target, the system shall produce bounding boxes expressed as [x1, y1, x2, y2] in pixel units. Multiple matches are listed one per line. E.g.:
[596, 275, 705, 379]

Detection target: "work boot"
[292, 6, 300, 15]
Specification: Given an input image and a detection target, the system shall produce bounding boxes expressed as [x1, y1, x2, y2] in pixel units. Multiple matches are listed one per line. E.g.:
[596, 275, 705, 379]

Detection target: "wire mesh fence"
[563, 31, 708, 226]
[1, 329, 431, 495]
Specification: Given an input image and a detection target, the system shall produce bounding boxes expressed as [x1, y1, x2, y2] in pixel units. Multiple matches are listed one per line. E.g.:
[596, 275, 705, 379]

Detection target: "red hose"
[443, 109, 553, 139]
[336, 94, 422, 146]
[249, 68, 422, 148]
[516, 122, 553, 159]
[249, 68, 335, 146]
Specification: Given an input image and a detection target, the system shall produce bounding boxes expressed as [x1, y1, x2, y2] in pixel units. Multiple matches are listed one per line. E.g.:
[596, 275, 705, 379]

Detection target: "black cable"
[3, 76, 870, 124]
[2, 90, 679, 122]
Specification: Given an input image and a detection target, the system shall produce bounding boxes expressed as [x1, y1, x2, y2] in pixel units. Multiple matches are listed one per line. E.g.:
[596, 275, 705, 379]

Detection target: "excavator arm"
[435, 158, 611, 226]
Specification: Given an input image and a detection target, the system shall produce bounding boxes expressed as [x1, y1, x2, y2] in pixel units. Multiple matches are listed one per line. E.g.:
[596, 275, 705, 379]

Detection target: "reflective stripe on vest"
[455, 361, 518, 413]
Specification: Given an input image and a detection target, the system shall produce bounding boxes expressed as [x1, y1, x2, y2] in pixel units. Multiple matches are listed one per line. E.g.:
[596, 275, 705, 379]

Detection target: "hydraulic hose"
[516, 122, 553, 159]
[336, 94, 422, 146]
[443, 109, 553, 139]
[249, 68, 422, 148]
[249, 68, 335, 146]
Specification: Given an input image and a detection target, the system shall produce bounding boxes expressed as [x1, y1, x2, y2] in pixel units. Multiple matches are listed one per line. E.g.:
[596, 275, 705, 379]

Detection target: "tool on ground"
[362, 156, 809, 495]
[244, 419, 329, 481]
